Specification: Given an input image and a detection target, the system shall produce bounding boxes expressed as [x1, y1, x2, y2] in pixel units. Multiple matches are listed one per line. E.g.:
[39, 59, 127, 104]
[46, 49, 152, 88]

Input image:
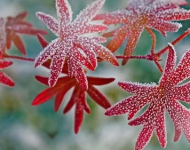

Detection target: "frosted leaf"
[127, 0, 188, 7]
[147, 20, 181, 36]
[56, 0, 72, 32]
[106, 44, 190, 150]
[134, 127, 154, 150]
[171, 47, 190, 84]
[172, 83, 190, 103]
[49, 49, 66, 87]
[159, 44, 176, 83]
[104, 25, 129, 52]
[160, 0, 188, 6]
[91, 36, 107, 43]
[36, 12, 59, 35]
[122, 25, 144, 65]
[94, 10, 130, 26]
[71, 23, 108, 35]
[118, 82, 157, 94]
[74, 0, 105, 25]
[35, 0, 118, 89]
[35, 39, 60, 68]
[166, 99, 190, 142]
[157, 9, 190, 21]
[94, 0, 190, 65]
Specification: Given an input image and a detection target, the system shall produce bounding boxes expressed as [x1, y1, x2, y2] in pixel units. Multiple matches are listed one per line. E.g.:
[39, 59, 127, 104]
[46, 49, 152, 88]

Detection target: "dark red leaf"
[87, 85, 111, 109]
[75, 102, 84, 134]
[63, 86, 78, 114]
[54, 83, 73, 112]
[12, 33, 26, 55]
[0, 72, 15, 87]
[32, 87, 58, 105]
[37, 34, 49, 48]
[74, 88, 86, 133]
[88, 76, 115, 85]
[15, 12, 28, 20]
[0, 61, 12, 69]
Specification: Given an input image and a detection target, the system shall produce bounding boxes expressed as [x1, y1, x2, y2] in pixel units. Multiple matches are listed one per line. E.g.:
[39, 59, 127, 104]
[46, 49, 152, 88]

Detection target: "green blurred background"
[0, 0, 190, 150]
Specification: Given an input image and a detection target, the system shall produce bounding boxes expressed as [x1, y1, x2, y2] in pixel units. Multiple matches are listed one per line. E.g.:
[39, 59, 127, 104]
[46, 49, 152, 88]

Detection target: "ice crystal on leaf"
[34, 0, 118, 90]
[94, 0, 190, 65]
[0, 60, 14, 87]
[5, 12, 47, 55]
[106, 44, 190, 150]
[32, 75, 114, 133]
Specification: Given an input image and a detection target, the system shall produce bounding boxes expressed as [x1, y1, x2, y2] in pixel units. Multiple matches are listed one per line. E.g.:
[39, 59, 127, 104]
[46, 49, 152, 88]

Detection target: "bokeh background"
[0, 0, 190, 150]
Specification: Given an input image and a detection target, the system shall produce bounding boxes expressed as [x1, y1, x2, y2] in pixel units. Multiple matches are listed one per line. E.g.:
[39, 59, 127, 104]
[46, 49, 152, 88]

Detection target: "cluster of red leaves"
[5, 11, 47, 55]
[106, 44, 190, 150]
[94, 0, 190, 65]
[33, 34, 114, 133]
[0, 11, 47, 86]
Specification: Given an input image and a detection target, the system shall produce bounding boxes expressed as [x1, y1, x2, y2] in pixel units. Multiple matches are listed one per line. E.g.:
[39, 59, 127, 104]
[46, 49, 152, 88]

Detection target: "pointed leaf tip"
[37, 34, 49, 48]
[48, 78, 57, 87]
[0, 72, 15, 87]
[105, 109, 111, 116]
[32, 88, 56, 105]
[35, 75, 49, 85]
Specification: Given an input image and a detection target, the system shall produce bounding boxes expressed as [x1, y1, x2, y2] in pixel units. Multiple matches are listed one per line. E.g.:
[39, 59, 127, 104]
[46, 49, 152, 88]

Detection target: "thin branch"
[4, 54, 35, 62]
[145, 26, 156, 55]
[156, 29, 190, 57]
[154, 61, 163, 72]
[116, 54, 154, 61]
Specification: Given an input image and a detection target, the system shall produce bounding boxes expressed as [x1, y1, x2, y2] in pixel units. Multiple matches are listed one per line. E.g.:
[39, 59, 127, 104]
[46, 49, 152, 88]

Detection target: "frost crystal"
[106, 44, 190, 150]
[35, 0, 118, 90]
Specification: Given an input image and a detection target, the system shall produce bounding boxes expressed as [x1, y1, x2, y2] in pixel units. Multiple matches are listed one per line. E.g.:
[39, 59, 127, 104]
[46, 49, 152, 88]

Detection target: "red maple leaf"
[0, 60, 14, 87]
[34, 0, 118, 89]
[94, 0, 190, 65]
[32, 75, 114, 133]
[105, 44, 190, 150]
[5, 11, 47, 55]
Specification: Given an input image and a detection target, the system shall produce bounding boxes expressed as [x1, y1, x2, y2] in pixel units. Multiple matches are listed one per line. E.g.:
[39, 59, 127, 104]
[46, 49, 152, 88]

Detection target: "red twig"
[145, 26, 156, 55]
[156, 28, 190, 57]
[4, 54, 35, 62]
[116, 55, 153, 60]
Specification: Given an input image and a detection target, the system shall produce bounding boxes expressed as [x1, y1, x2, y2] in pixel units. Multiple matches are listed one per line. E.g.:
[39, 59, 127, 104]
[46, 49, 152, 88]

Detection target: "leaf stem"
[145, 26, 156, 55]
[4, 54, 35, 62]
[156, 28, 190, 57]
[116, 55, 153, 60]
